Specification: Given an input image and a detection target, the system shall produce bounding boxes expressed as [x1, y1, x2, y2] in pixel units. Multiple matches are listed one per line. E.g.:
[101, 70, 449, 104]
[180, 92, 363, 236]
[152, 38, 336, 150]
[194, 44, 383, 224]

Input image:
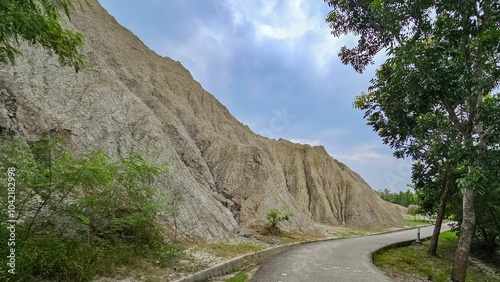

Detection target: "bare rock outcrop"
[0, 1, 405, 240]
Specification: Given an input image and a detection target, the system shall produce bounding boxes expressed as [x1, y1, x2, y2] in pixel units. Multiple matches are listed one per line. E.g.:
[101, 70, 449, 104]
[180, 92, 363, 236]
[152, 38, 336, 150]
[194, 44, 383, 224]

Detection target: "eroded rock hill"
[0, 1, 405, 240]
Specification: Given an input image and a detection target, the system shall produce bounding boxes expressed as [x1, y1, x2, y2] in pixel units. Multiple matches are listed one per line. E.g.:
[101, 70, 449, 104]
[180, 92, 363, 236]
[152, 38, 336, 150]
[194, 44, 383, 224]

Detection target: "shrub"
[407, 204, 419, 219]
[0, 136, 180, 281]
[266, 208, 293, 234]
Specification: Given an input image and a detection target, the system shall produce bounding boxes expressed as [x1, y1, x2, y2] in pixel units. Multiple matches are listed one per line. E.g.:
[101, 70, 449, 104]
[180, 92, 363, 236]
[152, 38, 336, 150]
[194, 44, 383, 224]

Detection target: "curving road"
[250, 224, 451, 282]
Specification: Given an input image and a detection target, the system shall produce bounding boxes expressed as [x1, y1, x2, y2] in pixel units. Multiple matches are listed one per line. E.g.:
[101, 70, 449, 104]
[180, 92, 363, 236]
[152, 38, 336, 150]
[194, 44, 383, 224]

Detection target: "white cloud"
[325, 142, 413, 191]
[311, 30, 355, 73]
[338, 152, 391, 164]
[315, 128, 351, 142]
[286, 131, 412, 191]
[289, 139, 322, 146]
[221, 0, 343, 63]
[329, 143, 392, 164]
[260, 0, 278, 16]
[253, 0, 317, 41]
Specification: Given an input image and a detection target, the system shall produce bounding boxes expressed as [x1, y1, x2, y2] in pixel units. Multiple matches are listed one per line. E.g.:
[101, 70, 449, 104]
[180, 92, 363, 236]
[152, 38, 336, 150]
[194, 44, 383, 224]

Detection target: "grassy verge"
[403, 215, 432, 227]
[373, 231, 500, 281]
[274, 233, 324, 244]
[199, 242, 265, 258]
[329, 227, 387, 238]
[225, 272, 248, 282]
[0, 227, 185, 282]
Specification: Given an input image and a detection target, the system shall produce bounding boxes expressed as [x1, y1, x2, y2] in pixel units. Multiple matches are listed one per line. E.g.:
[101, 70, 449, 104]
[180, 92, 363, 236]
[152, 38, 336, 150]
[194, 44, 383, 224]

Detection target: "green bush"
[266, 208, 293, 234]
[226, 272, 248, 282]
[0, 136, 181, 281]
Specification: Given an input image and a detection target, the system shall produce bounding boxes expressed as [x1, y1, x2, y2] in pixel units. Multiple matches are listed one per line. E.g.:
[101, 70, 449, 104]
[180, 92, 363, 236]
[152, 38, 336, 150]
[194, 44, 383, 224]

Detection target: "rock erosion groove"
[0, 0, 405, 240]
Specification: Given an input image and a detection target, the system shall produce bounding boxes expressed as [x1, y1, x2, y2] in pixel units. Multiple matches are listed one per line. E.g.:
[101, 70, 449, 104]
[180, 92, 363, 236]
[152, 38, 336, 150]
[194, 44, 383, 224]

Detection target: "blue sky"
[97, 0, 413, 192]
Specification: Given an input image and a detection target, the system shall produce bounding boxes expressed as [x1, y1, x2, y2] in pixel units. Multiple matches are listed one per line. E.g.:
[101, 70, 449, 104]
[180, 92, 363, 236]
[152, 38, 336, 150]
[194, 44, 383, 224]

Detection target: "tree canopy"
[0, 0, 88, 71]
[325, 0, 499, 281]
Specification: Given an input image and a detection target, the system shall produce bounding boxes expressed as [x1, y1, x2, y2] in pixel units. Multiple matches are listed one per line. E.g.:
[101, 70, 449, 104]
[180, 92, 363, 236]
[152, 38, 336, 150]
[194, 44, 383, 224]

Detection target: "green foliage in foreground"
[0, 0, 89, 71]
[373, 231, 500, 282]
[0, 137, 181, 281]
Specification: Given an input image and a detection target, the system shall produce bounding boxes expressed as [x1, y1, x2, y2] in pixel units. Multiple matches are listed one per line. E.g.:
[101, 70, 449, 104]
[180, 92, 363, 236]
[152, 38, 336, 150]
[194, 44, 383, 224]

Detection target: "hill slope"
[0, 1, 405, 240]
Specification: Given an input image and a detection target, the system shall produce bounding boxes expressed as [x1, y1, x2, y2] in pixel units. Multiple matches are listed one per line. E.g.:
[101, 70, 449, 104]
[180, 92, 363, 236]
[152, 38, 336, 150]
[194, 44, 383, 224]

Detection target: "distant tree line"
[377, 188, 418, 207]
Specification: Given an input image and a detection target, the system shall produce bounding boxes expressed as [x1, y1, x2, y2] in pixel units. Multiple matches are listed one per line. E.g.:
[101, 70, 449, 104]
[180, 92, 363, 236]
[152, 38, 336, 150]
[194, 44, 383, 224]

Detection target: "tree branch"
[480, 125, 496, 145]
[442, 99, 466, 134]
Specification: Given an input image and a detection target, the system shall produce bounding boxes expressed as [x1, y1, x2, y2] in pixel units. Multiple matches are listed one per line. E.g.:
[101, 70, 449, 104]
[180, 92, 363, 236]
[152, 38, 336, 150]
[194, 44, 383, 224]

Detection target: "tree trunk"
[450, 187, 476, 282]
[428, 176, 451, 255]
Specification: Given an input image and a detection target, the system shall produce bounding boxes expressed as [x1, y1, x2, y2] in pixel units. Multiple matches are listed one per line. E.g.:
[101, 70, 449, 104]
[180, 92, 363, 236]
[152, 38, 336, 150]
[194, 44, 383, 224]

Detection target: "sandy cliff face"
[0, 1, 405, 240]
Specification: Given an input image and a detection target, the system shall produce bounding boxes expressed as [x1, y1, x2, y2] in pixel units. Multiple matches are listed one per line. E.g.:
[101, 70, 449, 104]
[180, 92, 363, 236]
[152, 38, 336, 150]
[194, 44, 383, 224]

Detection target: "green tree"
[0, 0, 88, 71]
[407, 204, 419, 220]
[408, 119, 462, 255]
[474, 178, 500, 253]
[455, 139, 500, 253]
[325, 1, 500, 281]
[377, 188, 395, 203]
[413, 160, 459, 255]
[377, 188, 417, 207]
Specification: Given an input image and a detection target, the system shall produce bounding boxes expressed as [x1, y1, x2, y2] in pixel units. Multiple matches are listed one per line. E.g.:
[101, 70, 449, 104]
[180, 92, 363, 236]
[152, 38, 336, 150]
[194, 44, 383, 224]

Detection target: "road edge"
[173, 225, 434, 282]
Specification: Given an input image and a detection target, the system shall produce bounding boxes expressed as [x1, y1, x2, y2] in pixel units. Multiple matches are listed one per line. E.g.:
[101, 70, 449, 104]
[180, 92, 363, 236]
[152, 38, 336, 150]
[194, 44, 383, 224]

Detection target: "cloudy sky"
[97, 0, 413, 192]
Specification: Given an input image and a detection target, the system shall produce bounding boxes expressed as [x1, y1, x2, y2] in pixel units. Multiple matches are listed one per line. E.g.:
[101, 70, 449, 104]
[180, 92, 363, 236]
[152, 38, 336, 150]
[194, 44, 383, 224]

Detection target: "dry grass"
[198, 242, 265, 258]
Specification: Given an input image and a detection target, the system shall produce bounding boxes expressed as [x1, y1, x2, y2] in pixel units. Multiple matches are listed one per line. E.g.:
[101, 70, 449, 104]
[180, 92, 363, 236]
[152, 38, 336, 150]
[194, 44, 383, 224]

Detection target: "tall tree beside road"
[409, 118, 461, 256]
[324, 1, 499, 281]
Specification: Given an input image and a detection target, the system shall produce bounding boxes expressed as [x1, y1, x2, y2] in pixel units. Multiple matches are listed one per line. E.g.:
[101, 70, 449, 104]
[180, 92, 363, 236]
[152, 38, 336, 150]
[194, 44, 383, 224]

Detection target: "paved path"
[250, 224, 451, 282]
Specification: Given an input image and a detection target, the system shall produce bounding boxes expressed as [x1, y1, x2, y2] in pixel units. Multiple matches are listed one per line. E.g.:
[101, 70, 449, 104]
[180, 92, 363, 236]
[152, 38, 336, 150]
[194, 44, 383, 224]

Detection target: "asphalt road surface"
[250, 224, 451, 282]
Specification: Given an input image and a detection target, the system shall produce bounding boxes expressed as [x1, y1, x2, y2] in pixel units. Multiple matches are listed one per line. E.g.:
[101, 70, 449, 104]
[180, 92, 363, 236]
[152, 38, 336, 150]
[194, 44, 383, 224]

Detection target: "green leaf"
[76, 214, 90, 225]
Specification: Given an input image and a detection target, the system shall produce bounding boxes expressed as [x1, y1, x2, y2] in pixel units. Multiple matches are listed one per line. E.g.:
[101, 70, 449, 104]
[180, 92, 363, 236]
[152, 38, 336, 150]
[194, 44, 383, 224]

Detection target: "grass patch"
[403, 215, 432, 227]
[0, 228, 185, 281]
[255, 232, 324, 245]
[225, 272, 248, 282]
[275, 233, 322, 244]
[330, 227, 387, 238]
[200, 243, 265, 258]
[373, 231, 500, 281]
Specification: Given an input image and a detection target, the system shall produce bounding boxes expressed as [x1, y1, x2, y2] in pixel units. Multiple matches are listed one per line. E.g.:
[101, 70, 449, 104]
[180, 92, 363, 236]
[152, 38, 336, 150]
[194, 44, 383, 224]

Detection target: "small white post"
[415, 227, 422, 244]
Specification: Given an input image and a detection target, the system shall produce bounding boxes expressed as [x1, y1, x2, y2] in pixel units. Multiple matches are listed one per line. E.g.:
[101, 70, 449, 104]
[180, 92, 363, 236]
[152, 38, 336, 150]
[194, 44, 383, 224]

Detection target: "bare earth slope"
[0, 1, 405, 240]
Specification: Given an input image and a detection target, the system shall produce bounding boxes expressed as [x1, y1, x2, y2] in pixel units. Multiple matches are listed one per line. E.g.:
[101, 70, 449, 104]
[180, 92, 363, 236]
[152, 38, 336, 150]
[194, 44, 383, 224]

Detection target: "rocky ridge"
[0, 0, 405, 240]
